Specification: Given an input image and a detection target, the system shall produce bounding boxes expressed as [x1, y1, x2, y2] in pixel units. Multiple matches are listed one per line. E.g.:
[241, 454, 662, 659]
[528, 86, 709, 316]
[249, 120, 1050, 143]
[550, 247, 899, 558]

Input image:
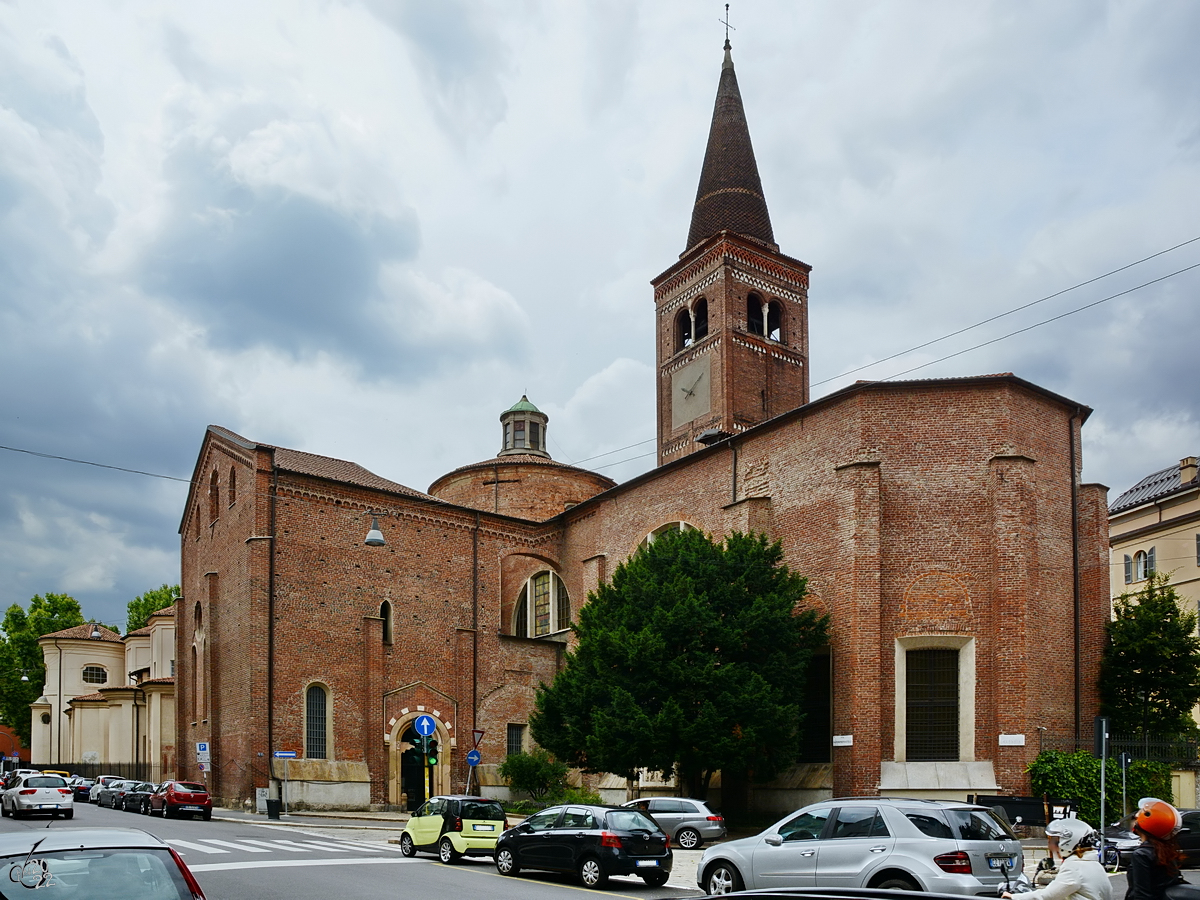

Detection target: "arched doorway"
[388, 715, 451, 810]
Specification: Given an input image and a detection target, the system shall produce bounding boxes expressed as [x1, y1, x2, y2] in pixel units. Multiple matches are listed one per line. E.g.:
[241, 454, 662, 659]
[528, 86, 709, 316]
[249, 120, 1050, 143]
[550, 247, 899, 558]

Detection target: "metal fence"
[25, 761, 168, 783]
[1041, 732, 1200, 766]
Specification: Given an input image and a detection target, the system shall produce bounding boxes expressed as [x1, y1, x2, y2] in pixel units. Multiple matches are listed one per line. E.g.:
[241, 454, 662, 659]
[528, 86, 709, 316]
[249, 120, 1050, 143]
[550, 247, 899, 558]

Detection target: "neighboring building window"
[1196, 534, 1199, 567]
[1133, 548, 1156, 582]
[208, 470, 220, 521]
[381, 601, 393, 644]
[305, 684, 328, 759]
[170, 659, 175, 677]
[512, 572, 570, 637]
[81, 666, 107, 685]
[1124, 554, 1133, 585]
[228, 466, 237, 506]
[506, 723, 526, 757]
[906, 648, 959, 761]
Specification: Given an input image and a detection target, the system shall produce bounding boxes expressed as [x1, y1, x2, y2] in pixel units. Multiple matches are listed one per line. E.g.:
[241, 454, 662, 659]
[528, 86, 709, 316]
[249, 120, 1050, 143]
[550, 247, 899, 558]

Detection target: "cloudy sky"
[2, 0, 1198, 629]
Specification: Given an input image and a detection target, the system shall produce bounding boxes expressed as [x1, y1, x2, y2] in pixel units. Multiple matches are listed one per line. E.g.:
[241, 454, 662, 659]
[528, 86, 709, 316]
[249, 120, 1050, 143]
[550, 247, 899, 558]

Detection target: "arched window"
[1132, 548, 1156, 582]
[675, 308, 692, 351]
[747, 293, 765, 336]
[381, 601, 393, 644]
[190, 645, 199, 719]
[228, 467, 237, 506]
[305, 684, 329, 759]
[767, 300, 784, 342]
[82, 665, 107, 685]
[208, 470, 220, 521]
[640, 521, 694, 550]
[693, 298, 709, 342]
[194, 601, 203, 631]
[512, 572, 570, 638]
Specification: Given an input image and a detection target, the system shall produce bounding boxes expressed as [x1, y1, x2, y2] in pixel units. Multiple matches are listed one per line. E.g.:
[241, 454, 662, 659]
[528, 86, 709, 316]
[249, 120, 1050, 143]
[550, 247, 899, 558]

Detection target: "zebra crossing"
[167, 834, 415, 871]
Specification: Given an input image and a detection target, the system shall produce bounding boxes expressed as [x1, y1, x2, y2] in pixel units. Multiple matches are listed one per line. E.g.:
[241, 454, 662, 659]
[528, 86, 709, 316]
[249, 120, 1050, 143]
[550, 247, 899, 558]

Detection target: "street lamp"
[364, 515, 386, 547]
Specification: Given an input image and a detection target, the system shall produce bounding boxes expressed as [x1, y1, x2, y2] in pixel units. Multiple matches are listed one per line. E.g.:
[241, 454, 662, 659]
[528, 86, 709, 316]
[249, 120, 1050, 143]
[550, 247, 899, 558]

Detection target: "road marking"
[237, 840, 312, 853]
[189, 858, 418, 872]
[320, 839, 407, 853]
[199, 840, 270, 853]
[282, 840, 352, 853]
[165, 839, 229, 855]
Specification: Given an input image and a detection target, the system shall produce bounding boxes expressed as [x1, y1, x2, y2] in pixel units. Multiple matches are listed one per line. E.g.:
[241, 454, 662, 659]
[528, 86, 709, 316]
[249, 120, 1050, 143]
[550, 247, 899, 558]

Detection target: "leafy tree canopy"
[127, 584, 181, 633]
[0, 593, 85, 746]
[497, 748, 569, 801]
[1100, 571, 1200, 736]
[530, 529, 828, 802]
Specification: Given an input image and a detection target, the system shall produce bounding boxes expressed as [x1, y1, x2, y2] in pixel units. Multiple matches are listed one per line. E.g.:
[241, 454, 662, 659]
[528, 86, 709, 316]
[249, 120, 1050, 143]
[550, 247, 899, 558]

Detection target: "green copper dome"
[506, 395, 542, 414]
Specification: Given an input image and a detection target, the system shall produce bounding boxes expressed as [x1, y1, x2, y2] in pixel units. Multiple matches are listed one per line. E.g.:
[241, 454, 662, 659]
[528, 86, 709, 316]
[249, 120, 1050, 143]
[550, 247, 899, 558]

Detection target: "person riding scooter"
[1004, 818, 1112, 900]
[1126, 798, 1186, 900]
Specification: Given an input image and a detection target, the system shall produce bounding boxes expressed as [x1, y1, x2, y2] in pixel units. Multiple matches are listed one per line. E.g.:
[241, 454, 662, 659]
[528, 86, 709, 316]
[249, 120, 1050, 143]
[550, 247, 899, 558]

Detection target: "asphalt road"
[0, 801, 699, 899]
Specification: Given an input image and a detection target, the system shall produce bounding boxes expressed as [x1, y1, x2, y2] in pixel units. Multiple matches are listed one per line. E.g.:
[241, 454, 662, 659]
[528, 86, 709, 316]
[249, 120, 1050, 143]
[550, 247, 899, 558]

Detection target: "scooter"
[998, 860, 1033, 896]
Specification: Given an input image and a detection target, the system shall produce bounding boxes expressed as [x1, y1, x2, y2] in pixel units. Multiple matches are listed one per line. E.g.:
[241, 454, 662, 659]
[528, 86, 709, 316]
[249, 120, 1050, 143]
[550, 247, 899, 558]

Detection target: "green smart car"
[399, 795, 508, 863]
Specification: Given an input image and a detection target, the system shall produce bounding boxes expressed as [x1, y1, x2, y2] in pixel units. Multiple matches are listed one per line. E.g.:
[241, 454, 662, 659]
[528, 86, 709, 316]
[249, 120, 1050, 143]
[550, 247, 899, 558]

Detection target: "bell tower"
[653, 39, 811, 466]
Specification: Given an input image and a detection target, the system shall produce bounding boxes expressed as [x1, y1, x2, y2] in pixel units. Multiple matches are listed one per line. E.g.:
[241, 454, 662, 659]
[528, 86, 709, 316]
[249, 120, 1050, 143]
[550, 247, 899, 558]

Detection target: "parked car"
[1105, 808, 1200, 868]
[494, 803, 672, 888]
[399, 795, 508, 863]
[695, 798, 1028, 895]
[89, 774, 124, 802]
[150, 780, 212, 820]
[69, 777, 95, 803]
[0, 827, 207, 899]
[95, 779, 137, 809]
[2, 768, 39, 790]
[623, 796, 727, 849]
[0, 773, 74, 819]
[122, 781, 159, 813]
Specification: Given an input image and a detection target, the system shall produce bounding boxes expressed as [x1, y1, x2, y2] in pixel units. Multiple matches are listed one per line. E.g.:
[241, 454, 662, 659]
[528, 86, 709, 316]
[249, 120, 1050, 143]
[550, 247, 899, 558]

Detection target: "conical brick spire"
[686, 40, 775, 251]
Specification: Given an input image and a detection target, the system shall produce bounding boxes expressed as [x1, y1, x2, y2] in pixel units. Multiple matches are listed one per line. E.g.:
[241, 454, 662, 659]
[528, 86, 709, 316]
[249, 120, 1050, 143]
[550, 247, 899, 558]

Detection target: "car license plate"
[472, 824, 494, 831]
[182, 806, 201, 810]
[636, 860, 659, 868]
[988, 856, 1016, 869]
[38, 804, 57, 809]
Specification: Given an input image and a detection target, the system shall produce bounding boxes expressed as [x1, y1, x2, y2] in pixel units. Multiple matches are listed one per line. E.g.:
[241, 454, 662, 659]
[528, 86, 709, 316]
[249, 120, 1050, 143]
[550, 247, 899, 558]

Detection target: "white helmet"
[1055, 818, 1097, 855]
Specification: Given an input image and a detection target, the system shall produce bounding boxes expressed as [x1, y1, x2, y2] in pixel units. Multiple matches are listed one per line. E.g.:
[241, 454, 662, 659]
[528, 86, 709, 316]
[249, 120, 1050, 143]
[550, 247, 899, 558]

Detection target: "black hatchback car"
[494, 803, 672, 888]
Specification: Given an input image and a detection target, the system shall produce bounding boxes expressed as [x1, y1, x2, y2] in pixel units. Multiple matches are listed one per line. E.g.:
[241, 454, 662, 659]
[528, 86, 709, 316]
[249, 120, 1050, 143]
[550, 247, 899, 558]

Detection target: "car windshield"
[174, 783, 206, 793]
[460, 800, 504, 821]
[0, 848, 192, 899]
[946, 808, 1016, 841]
[605, 809, 661, 832]
[24, 777, 67, 788]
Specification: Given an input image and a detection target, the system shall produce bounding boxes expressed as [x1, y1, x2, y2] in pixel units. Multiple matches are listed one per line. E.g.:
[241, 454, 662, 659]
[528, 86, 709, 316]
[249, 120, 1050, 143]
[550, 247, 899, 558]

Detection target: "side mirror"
[765, 834, 782, 847]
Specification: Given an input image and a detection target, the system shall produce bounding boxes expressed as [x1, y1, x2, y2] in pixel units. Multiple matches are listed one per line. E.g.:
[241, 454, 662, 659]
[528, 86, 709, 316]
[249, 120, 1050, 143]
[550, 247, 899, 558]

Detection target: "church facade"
[178, 42, 1110, 812]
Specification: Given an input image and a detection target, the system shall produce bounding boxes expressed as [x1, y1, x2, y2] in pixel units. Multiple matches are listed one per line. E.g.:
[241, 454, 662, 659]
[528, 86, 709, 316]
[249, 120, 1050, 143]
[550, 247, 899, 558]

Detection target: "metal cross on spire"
[720, 3, 735, 47]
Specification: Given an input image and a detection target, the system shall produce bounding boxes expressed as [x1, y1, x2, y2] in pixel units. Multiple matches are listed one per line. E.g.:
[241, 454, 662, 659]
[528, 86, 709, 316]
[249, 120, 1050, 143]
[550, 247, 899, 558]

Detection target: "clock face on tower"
[670, 353, 711, 429]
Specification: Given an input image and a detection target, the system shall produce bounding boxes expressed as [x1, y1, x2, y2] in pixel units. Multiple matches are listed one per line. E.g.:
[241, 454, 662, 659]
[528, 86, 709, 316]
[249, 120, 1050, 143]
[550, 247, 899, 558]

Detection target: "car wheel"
[642, 870, 669, 887]
[164, 806, 175, 819]
[203, 811, 211, 821]
[495, 847, 520, 876]
[141, 800, 150, 815]
[704, 862, 743, 895]
[875, 876, 921, 891]
[63, 810, 73, 820]
[399, 833, 416, 857]
[439, 837, 460, 864]
[676, 827, 702, 850]
[578, 857, 608, 888]
[1, 801, 8, 818]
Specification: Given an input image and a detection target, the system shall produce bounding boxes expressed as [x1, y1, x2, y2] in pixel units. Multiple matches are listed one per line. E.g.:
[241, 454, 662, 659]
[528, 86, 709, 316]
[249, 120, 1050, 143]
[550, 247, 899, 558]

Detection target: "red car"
[150, 781, 212, 820]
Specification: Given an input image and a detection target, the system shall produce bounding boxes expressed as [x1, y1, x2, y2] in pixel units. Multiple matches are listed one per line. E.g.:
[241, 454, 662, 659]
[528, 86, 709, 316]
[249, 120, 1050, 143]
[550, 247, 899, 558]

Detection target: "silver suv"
[696, 797, 1028, 895]
[622, 797, 727, 849]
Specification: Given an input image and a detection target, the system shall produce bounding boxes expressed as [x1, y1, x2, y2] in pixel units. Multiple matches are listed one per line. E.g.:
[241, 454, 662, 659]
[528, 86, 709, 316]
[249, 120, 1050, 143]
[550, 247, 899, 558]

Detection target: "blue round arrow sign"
[414, 714, 437, 737]
[466, 749, 481, 766]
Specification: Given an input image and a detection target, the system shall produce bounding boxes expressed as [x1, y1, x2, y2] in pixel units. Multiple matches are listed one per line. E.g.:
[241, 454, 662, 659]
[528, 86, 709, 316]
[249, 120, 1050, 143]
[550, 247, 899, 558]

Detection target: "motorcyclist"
[1125, 798, 1185, 900]
[1003, 818, 1112, 900]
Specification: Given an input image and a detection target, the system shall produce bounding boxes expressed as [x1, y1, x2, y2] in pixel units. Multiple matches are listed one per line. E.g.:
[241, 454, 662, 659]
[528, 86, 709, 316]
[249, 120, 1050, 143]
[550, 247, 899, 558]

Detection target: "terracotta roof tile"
[40, 624, 123, 644]
[70, 692, 108, 703]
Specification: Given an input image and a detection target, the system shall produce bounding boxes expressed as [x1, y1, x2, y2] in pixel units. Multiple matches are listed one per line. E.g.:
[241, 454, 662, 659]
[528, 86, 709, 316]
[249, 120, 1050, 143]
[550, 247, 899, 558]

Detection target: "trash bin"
[266, 799, 281, 820]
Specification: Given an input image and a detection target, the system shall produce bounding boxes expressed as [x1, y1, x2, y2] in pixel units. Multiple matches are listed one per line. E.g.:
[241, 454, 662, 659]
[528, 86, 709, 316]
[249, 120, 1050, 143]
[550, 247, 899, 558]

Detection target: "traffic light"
[412, 735, 427, 756]
[426, 739, 439, 767]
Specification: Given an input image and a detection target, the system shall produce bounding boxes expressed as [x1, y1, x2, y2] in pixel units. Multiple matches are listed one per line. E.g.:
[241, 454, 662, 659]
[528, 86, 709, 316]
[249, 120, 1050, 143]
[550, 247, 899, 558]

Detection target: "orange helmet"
[1134, 798, 1182, 839]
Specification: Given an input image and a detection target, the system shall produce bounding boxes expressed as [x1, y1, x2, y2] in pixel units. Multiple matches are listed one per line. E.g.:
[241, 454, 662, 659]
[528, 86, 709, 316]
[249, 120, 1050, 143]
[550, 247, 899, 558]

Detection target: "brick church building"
[179, 41, 1110, 812]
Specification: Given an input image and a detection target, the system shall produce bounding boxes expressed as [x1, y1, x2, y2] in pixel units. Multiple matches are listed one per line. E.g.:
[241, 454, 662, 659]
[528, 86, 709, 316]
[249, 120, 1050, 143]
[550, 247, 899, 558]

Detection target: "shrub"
[497, 748, 568, 801]
[1027, 750, 1173, 826]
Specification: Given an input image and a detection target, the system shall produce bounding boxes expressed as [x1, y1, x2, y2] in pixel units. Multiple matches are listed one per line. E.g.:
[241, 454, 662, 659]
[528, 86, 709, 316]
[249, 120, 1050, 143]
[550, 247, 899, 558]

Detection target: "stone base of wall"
[270, 759, 371, 810]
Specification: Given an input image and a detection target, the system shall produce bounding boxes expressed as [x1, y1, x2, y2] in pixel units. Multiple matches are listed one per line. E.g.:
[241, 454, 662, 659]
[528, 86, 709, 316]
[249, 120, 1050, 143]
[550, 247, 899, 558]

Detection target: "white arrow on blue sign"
[414, 715, 437, 737]
[466, 749, 481, 767]
[273, 751, 297, 758]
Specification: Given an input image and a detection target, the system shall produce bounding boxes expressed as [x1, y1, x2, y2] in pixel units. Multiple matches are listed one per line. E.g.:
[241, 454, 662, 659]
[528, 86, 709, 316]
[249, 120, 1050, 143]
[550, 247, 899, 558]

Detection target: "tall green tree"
[531, 529, 828, 812]
[0, 593, 85, 746]
[127, 584, 181, 632]
[1100, 572, 1200, 736]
